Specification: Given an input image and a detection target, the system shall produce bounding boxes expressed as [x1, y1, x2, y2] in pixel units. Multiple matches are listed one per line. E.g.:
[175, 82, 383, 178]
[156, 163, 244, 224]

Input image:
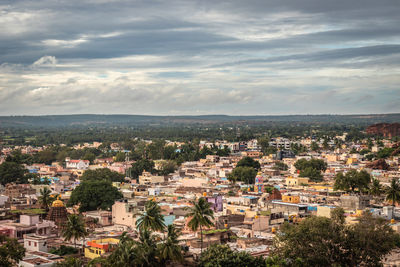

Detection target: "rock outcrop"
[366, 123, 400, 138]
[366, 159, 389, 170]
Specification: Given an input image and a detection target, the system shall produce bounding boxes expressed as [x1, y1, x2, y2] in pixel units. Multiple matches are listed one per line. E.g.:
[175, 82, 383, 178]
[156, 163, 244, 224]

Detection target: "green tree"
[369, 178, 383, 197]
[82, 151, 96, 163]
[334, 170, 371, 193]
[61, 214, 88, 248]
[377, 147, 395, 159]
[310, 141, 320, 152]
[35, 149, 57, 165]
[386, 178, 400, 206]
[158, 160, 177, 176]
[227, 166, 257, 184]
[294, 158, 327, 172]
[216, 146, 230, 157]
[274, 162, 288, 171]
[273, 212, 399, 266]
[129, 159, 155, 179]
[0, 161, 28, 185]
[38, 187, 54, 212]
[136, 200, 166, 232]
[322, 138, 330, 150]
[299, 167, 323, 182]
[133, 229, 159, 267]
[258, 136, 270, 155]
[68, 180, 123, 212]
[295, 158, 327, 182]
[81, 168, 125, 183]
[115, 152, 126, 162]
[163, 145, 178, 160]
[106, 232, 136, 267]
[199, 244, 265, 267]
[147, 139, 166, 160]
[346, 212, 398, 266]
[5, 150, 33, 165]
[0, 234, 25, 267]
[236, 156, 261, 170]
[158, 225, 184, 265]
[185, 198, 214, 254]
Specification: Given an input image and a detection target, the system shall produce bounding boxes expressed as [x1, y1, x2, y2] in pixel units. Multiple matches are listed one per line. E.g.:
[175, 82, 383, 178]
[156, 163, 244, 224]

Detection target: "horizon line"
[1, 112, 400, 117]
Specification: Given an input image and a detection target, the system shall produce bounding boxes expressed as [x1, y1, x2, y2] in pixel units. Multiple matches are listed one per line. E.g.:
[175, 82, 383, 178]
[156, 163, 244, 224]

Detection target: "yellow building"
[282, 195, 300, 204]
[286, 177, 309, 187]
[346, 158, 358, 165]
[85, 238, 119, 259]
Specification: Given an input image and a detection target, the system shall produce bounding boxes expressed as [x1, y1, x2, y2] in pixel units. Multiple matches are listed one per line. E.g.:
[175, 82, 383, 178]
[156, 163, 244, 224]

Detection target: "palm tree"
[106, 232, 136, 267]
[369, 178, 383, 197]
[185, 197, 214, 254]
[133, 228, 159, 267]
[158, 225, 183, 264]
[38, 187, 53, 212]
[61, 214, 88, 248]
[386, 178, 400, 207]
[136, 200, 166, 232]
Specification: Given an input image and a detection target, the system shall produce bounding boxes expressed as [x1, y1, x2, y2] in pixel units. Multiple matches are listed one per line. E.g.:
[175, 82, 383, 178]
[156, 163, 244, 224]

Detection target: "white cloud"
[32, 56, 58, 67]
[0, 0, 399, 115]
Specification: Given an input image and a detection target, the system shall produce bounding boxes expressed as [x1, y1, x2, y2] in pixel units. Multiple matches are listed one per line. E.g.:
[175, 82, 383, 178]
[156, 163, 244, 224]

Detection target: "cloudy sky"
[1, 0, 399, 115]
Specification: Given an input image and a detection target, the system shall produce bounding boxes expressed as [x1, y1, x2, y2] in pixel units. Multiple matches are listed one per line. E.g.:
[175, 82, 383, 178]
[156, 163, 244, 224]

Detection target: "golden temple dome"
[51, 196, 65, 208]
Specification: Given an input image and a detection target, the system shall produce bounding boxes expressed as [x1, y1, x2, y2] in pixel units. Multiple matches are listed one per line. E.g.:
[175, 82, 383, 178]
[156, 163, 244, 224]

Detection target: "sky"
[0, 0, 399, 116]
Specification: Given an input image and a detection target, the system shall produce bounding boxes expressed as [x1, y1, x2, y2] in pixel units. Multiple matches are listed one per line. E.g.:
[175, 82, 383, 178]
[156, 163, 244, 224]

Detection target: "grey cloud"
[0, 0, 399, 115]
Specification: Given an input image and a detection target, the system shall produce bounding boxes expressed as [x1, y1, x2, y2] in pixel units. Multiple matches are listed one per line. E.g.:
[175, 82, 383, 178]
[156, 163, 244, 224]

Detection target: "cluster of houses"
[1, 136, 400, 266]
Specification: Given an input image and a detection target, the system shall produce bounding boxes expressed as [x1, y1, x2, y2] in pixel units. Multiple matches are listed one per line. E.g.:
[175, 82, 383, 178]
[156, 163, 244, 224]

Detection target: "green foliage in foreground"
[199, 244, 266, 267]
[0, 234, 25, 267]
[273, 211, 399, 266]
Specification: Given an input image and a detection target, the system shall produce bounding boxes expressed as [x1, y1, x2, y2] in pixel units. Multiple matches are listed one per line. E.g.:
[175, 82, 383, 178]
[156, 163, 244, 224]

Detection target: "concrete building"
[286, 177, 309, 187]
[24, 234, 51, 252]
[138, 171, 165, 185]
[112, 200, 138, 228]
[340, 195, 370, 210]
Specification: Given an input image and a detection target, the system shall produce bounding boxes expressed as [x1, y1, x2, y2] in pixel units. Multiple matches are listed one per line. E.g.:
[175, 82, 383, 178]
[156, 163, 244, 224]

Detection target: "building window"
[34, 242, 37, 247]
[29, 241, 31, 246]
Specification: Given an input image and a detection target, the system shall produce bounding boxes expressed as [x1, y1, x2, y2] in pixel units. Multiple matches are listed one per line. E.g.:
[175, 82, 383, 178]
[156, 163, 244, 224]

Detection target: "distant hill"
[0, 113, 399, 128]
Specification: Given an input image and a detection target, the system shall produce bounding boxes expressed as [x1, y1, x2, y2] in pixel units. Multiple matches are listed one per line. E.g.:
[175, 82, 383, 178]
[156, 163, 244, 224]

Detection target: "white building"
[65, 158, 89, 170]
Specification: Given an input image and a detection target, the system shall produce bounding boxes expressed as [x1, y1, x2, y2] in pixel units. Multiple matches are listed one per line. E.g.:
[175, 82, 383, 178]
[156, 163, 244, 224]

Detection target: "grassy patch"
[9, 209, 46, 215]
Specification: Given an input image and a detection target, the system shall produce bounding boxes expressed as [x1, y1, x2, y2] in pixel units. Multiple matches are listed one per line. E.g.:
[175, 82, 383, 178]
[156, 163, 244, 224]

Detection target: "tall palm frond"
[185, 197, 214, 254]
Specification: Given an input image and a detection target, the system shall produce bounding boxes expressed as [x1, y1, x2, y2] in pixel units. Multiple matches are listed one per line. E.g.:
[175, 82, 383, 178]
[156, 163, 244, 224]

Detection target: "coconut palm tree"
[369, 178, 383, 197]
[386, 178, 400, 207]
[61, 214, 88, 248]
[136, 200, 166, 232]
[38, 187, 53, 212]
[133, 228, 159, 267]
[185, 197, 214, 254]
[106, 232, 136, 267]
[158, 225, 183, 264]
